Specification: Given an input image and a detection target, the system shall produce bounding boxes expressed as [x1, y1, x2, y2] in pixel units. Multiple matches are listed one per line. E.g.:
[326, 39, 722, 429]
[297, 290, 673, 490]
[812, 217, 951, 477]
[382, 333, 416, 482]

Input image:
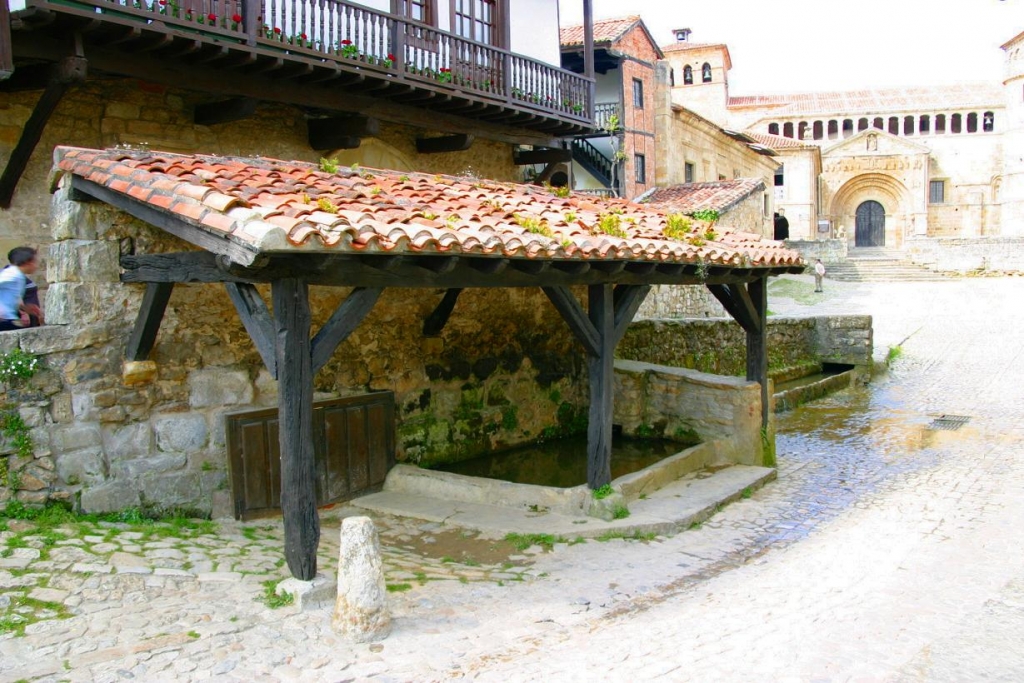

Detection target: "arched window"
[828, 120, 839, 140]
[702, 62, 712, 83]
[967, 112, 978, 133]
[904, 116, 915, 136]
[813, 120, 824, 140]
[683, 65, 693, 85]
[983, 111, 995, 132]
[798, 121, 809, 140]
[888, 117, 899, 135]
[783, 122, 794, 138]
[935, 114, 946, 134]
[951, 113, 962, 134]
[768, 122, 780, 135]
[842, 119, 854, 138]
[919, 115, 931, 135]
[873, 117, 884, 130]
[858, 118, 869, 131]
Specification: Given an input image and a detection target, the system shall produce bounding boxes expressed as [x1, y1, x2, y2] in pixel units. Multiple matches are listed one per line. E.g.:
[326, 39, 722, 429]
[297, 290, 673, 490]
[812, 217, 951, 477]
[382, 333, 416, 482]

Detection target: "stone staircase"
[825, 248, 951, 282]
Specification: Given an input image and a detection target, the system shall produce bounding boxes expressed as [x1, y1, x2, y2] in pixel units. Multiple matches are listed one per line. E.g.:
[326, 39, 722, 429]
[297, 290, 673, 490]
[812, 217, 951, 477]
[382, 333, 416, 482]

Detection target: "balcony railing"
[594, 102, 620, 131]
[23, 0, 595, 125]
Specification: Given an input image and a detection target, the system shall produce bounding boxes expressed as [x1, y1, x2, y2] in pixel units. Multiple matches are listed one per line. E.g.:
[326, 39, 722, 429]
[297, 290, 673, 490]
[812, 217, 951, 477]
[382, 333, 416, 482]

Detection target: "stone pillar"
[332, 516, 390, 642]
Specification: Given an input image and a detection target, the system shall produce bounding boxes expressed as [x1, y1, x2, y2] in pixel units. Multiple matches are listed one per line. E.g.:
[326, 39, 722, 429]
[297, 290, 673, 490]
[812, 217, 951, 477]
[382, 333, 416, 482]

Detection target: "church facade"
[662, 29, 1024, 251]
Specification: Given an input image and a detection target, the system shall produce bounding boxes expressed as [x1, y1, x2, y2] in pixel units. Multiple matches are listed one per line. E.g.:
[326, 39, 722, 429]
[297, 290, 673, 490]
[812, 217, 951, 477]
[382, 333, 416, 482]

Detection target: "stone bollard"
[332, 516, 391, 642]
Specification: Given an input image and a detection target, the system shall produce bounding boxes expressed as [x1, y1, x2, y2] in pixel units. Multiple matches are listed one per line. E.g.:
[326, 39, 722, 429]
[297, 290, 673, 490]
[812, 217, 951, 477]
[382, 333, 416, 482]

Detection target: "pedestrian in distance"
[814, 258, 826, 293]
[0, 246, 43, 331]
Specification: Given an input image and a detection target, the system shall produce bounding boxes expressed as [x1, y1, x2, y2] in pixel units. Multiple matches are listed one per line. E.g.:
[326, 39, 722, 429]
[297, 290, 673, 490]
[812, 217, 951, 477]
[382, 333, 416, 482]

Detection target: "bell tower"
[663, 30, 733, 125]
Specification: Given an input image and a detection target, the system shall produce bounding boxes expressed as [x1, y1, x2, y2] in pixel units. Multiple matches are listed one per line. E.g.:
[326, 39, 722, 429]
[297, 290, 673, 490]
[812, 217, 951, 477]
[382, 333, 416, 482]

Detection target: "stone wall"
[904, 236, 1024, 272]
[0, 179, 585, 513]
[784, 238, 848, 265]
[619, 315, 874, 376]
[637, 285, 726, 319]
[614, 360, 764, 467]
[0, 80, 520, 290]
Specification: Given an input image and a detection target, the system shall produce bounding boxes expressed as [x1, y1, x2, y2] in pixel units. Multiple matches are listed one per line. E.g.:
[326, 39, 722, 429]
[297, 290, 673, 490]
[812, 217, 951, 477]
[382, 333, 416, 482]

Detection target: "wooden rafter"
[423, 288, 463, 337]
[310, 287, 383, 373]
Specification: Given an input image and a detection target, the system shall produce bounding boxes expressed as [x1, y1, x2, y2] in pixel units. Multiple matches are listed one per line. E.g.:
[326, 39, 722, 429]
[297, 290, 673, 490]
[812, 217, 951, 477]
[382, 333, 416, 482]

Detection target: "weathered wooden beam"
[0, 56, 86, 208]
[611, 284, 651, 345]
[308, 116, 380, 151]
[542, 286, 600, 356]
[272, 278, 320, 581]
[194, 97, 257, 126]
[310, 287, 383, 373]
[119, 251, 799, 289]
[423, 288, 462, 337]
[583, 0, 596, 118]
[0, 0, 11, 81]
[224, 282, 277, 378]
[416, 134, 474, 154]
[125, 282, 173, 361]
[745, 277, 770, 430]
[513, 148, 572, 165]
[732, 283, 762, 334]
[586, 283, 614, 489]
[707, 283, 756, 333]
[0, 63, 59, 92]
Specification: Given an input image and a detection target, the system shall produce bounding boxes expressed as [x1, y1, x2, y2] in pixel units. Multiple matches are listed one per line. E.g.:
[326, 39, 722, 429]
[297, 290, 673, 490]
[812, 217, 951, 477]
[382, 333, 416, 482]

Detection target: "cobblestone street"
[2, 275, 1024, 681]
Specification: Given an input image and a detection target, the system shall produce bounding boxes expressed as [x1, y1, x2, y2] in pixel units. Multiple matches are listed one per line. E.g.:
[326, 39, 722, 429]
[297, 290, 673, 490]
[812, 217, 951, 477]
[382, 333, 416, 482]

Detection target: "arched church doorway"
[855, 200, 886, 247]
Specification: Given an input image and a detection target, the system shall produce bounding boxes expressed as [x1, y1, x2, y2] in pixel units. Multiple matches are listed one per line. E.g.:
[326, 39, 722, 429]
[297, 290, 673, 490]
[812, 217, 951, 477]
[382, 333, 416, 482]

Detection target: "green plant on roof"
[422, 211, 439, 221]
[564, 211, 577, 223]
[514, 214, 553, 238]
[560, 238, 573, 250]
[547, 183, 571, 199]
[689, 208, 720, 224]
[318, 157, 340, 174]
[301, 192, 311, 205]
[594, 212, 627, 238]
[663, 213, 692, 240]
[446, 214, 460, 226]
[398, 174, 411, 182]
[316, 197, 337, 214]
[370, 186, 382, 196]
[704, 228, 719, 242]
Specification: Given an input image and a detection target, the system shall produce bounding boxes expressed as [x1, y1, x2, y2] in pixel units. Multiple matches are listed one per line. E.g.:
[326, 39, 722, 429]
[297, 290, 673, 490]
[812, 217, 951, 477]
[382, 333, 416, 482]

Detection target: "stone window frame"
[929, 179, 947, 205]
[684, 161, 695, 184]
[634, 153, 646, 185]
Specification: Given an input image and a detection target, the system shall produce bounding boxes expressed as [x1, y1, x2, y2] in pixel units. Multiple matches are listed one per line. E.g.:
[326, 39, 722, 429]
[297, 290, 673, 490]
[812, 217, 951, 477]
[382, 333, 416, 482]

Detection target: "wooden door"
[855, 200, 886, 247]
[227, 392, 395, 520]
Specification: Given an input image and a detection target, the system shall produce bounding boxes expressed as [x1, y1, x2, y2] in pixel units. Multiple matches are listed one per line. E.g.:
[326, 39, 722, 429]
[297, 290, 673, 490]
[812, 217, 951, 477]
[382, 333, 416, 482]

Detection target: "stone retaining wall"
[784, 239, 848, 265]
[636, 285, 726, 319]
[619, 315, 873, 376]
[904, 236, 1024, 273]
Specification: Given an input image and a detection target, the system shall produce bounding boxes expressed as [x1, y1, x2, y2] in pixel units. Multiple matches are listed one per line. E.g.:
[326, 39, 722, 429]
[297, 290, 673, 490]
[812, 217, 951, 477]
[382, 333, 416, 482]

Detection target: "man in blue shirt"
[0, 247, 41, 331]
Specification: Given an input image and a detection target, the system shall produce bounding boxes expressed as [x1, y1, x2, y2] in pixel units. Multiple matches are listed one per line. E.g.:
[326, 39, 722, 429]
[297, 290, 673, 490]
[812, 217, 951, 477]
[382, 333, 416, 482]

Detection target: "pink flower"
[231, 13, 242, 22]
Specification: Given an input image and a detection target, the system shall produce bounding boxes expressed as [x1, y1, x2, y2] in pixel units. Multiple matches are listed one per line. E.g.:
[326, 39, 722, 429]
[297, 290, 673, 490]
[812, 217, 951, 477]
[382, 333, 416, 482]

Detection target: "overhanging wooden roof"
[56, 147, 803, 288]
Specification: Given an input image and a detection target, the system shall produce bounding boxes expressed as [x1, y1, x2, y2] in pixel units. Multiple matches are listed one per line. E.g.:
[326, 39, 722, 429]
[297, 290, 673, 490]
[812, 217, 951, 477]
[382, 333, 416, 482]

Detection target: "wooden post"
[587, 283, 614, 489]
[389, 16, 406, 73]
[272, 278, 320, 581]
[582, 0, 596, 119]
[1, 0, 12, 81]
[125, 282, 173, 361]
[745, 276, 769, 429]
[242, 0, 260, 46]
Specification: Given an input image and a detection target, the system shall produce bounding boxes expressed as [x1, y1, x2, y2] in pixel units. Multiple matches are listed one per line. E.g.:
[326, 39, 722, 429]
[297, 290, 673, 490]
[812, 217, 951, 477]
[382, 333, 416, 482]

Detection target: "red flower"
[440, 68, 450, 73]
[273, 27, 282, 34]
[207, 13, 216, 21]
[341, 39, 352, 45]
[387, 53, 395, 61]
[300, 33, 307, 39]
[231, 13, 242, 22]
[158, 0, 166, 4]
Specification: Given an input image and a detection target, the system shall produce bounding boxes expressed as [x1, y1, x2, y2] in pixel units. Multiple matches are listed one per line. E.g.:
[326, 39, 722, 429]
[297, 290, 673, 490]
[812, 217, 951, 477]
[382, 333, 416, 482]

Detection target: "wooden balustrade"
[27, 0, 592, 123]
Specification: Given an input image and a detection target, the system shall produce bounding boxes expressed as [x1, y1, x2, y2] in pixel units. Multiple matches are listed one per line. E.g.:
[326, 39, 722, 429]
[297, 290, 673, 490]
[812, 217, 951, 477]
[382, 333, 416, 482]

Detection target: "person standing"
[0, 247, 41, 331]
[773, 210, 790, 241]
[813, 258, 826, 293]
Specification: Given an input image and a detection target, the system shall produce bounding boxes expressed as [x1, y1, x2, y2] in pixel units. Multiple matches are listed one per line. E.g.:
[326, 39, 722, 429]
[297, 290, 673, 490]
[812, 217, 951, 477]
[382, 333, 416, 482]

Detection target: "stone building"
[663, 27, 1024, 257]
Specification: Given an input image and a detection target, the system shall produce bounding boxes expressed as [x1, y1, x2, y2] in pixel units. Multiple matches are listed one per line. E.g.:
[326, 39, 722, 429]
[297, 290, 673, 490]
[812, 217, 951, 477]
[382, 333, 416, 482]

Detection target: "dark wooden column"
[582, 0, 595, 119]
[745, 277, 770, 429]
[1, 0, 13, 81]
[271, 278, 320, 581]
[587, 284, 614, 489]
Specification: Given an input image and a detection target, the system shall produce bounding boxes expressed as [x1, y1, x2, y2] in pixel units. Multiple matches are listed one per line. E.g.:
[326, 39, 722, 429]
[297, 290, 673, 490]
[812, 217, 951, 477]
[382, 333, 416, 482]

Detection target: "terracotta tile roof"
[55, 148, 802, 270]
[641, 179, 766, 215]
[560, 16, 640, 47]
[743, 131, 818, 151]
[729, 83, 1003, 116]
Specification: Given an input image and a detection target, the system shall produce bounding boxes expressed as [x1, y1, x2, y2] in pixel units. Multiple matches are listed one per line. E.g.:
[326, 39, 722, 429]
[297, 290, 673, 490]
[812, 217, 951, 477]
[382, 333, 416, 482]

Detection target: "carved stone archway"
[829, 173, 911, 248]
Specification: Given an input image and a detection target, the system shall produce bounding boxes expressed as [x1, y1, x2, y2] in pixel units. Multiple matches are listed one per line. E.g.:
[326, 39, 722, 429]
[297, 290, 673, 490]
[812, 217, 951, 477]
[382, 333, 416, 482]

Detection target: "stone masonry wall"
[904, 236, 1024, 273]
[0, 179, 584, 513]
[636, 285, 726, 319]
[0, 80, 519, 289]
[784, 239, 848, 265]
[619, 315, 874, 376]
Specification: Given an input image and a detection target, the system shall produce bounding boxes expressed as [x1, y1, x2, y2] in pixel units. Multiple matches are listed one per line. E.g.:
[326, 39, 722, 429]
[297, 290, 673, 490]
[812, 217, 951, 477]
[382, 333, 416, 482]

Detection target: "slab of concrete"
[351, 465, 775, 539]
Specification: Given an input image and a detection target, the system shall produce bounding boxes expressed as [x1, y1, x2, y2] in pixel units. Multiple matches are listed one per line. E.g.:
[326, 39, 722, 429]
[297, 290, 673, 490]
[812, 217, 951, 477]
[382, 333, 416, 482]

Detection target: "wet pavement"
[2, 275, 1024, 681]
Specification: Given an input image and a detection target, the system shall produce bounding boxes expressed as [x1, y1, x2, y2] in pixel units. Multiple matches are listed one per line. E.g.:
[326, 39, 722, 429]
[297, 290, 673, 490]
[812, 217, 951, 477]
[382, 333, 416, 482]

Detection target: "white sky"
[557, 0, 1024, 95]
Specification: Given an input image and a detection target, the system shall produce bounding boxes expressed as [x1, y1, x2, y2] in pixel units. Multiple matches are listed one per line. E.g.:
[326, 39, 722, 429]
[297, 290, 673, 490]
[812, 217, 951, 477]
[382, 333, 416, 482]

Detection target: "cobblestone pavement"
[2, 276, 1024, 681]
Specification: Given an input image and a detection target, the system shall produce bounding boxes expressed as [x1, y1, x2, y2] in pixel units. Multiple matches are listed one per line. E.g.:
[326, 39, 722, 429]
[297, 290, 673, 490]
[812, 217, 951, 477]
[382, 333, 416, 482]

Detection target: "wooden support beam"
[611, 284, 650, 345]
[416, 134, 474, 154]
[0, 63, 60, 92]
[582, 0, 595, 118]
[0, 56, 86, 208]
[513, 147, 572, 165]
[224, 282, 277, 378]
[732, 283, 761, 334]
[707, 283, 756, 333]
[745, 277, 770, 430]
[194, 97, 257, 126]
[307, 116, 380, 151]
[271, 278, 320, 581]
[586, 283, 614, 489]
[125, 282, 173, 361]
[542, 286, 600, 356]
[310, 287, 383, 373]
[423, 288, 462, 337]
[0, 0, 11, 81]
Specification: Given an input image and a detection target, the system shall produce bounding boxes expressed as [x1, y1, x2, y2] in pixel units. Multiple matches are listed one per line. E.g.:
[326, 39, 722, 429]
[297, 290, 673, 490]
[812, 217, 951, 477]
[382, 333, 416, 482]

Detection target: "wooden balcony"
[4, 0, 596, 143]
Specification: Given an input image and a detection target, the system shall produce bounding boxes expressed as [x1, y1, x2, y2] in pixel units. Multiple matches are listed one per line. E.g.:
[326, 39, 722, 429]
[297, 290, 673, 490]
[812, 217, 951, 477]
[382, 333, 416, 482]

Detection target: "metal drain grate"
[928, 415, 971, 431]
